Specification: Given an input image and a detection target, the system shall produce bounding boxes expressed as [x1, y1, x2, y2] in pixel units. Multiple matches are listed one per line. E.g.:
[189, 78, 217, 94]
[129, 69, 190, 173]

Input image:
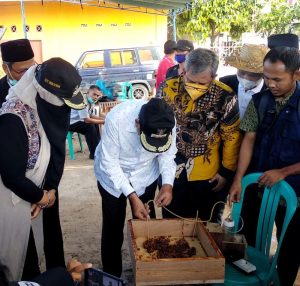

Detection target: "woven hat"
[225, 44, 269, 73]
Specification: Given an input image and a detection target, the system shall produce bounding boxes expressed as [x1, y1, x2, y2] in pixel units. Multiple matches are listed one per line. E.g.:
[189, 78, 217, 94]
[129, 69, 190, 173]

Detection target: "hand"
[258, 169, 285, 188]
[31, 204, 42, 219]
[47, 189, 56, 207]
[155, 184, 172, 207]
[209, 173, 227, 192]
[67, 258, 92, 282]
[229, 179, 242, 204]
[128, 192, 149, 220]
[37, 190, 56, 209]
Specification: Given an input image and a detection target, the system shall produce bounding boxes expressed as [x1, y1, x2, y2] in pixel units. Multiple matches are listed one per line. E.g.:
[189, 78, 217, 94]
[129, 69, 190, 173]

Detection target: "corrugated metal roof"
[107, 0, 189, 10]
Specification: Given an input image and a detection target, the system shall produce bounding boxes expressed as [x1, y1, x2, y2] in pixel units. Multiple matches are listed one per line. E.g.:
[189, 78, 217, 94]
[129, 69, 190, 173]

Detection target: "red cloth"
[155, 56, 175, 90]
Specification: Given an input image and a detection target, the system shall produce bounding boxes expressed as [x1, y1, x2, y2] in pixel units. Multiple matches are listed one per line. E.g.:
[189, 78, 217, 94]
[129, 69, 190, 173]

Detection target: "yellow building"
[0, 0, 168, 64]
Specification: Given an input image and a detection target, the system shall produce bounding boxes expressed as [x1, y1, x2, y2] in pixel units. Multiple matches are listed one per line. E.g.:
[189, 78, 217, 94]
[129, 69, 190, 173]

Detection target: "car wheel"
[132, 84, 149, 99]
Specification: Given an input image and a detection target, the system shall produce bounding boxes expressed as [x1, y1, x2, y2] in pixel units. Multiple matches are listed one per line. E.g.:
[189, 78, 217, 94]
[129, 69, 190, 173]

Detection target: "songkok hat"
[225, 44, 269, 73]
[35, 57, 87, 110]
[1, 39, 34, 62]
[268, 33, 299, 49]
[139, 98, 175, 153]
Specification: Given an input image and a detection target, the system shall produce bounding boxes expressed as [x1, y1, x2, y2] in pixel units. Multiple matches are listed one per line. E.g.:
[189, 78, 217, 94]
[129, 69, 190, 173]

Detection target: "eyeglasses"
[6, 61, 37, 75]
[9, 66, 30, 75]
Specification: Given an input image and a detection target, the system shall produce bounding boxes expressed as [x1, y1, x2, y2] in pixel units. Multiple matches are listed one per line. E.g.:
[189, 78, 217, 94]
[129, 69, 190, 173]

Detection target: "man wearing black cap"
[0, 57, 86, 281]
[229, 46, 300, 285]
[155, 40, 176, 90]
[0, 39, 35, 107]
[166, 39, 194, 79]
[94, 98, 177, 278]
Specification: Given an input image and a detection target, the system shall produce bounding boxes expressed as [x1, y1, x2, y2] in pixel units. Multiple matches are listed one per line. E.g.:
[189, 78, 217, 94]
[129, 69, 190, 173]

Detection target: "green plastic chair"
[224, 172, 298, 285]
[66, 131, 84, 160]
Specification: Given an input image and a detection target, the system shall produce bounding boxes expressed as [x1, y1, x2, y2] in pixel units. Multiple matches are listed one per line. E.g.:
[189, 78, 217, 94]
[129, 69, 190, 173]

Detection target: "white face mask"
[237, 75, 262, 91]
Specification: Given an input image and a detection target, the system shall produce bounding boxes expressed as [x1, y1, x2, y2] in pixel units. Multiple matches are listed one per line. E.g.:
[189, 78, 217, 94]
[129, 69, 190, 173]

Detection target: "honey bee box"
[127, 219, 225, 285]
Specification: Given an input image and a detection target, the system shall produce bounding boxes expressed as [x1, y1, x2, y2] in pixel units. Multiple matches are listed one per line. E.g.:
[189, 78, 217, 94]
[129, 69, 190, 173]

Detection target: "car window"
[110, 50, 137, 66]
[110, 51, 123, 66]
[123, 50, 137, 65]
[80, 51, 104, 69]
[138, 48, 160, 64]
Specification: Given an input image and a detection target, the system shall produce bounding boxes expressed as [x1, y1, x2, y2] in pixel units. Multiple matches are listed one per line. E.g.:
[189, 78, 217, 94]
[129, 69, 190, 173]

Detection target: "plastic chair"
[115, 81, 133, 100]
[224, 172, 298, 285]
[66, 131, 84, 160]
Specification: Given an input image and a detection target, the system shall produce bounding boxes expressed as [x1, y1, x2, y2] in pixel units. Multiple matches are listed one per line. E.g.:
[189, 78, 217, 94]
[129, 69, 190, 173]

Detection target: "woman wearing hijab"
[0, 58, 86, 281]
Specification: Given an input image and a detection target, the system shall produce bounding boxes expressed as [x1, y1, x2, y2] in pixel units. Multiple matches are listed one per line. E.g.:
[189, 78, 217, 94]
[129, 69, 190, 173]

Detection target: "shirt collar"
[125, 101, 146, 133]
[238, 79, 264, 94]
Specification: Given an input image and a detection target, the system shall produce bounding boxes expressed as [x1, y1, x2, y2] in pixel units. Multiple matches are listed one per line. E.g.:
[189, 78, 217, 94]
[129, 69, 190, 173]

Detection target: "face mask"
[6, 66, 18, 87]
[87, 97, 94, 104]
[184, 82, 209, 101]
[237, 75, 262, 91]
[175, 54, 186, 64]
[8, 78, 18, 86]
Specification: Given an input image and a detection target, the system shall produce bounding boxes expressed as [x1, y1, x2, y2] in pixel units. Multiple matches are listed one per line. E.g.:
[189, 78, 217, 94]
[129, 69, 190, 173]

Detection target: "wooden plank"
[196, 223, 224, 258]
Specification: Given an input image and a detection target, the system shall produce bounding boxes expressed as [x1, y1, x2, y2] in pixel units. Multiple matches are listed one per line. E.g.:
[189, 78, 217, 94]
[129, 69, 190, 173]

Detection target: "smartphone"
[84, 268, 126, 286]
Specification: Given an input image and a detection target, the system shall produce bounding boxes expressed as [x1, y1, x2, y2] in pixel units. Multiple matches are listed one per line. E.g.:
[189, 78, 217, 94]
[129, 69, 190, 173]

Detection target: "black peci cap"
[1, 39, 34, 62]
[139, 98, 175, 153]
[35, 57, 87, 110]
[267, 33, 299, 49]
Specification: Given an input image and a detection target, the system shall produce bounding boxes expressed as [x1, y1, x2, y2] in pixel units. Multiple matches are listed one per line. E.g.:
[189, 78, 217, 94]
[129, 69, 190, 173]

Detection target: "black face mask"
[36, 93, 71, 190]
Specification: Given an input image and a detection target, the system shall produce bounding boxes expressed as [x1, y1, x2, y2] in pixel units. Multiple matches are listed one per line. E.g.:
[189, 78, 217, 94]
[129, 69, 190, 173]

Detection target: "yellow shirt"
[162, 76, 242, 181]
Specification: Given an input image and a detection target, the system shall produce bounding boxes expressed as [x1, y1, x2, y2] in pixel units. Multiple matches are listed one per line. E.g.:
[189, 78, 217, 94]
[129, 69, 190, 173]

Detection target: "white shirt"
[70, 107, 89, 125]
[238, 80, 264, 119]
[94, 100, 177, 198]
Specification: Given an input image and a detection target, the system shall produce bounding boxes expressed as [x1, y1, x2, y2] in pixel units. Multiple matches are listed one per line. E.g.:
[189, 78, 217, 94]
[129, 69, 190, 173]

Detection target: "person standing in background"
[219, 44, 269, 119]
[166, 39, 194, 79]
[155, 40, 176, 91]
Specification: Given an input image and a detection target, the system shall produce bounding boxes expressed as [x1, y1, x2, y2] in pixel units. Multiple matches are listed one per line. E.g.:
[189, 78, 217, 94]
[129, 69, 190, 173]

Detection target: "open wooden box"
[127, 219, 225, 285]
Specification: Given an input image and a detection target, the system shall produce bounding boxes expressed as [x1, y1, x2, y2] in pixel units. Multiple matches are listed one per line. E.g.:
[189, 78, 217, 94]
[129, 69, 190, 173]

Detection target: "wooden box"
[206, 223, 247, 261]
[127, 219, 225, 285]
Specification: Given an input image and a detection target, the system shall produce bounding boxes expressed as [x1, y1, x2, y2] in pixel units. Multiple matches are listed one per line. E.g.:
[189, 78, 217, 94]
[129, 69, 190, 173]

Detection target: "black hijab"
[36, 93, 70, 190]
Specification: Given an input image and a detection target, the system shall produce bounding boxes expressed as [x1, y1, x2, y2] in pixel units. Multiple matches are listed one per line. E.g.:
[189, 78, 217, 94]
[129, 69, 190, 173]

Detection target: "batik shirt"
[162, 76, 242, 181]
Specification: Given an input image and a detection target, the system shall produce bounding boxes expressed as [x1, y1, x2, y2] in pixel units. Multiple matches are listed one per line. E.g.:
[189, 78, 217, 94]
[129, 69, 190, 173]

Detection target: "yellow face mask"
[184, 82, 209, 101]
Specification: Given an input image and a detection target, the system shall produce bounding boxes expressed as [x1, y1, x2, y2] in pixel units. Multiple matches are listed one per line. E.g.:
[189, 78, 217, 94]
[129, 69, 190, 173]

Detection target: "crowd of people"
[0, 33, 300, 286]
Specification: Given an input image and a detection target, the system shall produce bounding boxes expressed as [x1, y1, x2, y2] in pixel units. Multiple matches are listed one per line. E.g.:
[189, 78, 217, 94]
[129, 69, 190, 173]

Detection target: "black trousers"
[162, 169, 228, 222]
[69, 121, 100, 159]
[98, 180, 157, 278]
[240, 184, 300, 286]
[22, 195, 65, 280]
[43, 193, 65, 269]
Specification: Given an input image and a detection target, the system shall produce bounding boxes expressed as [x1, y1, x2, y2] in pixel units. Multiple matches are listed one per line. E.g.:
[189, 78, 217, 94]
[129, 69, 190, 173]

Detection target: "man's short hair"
[164, 40, 177, 55]
[88, 85, 101, 91]
[185, 48, 219, 78]
[264, 46, 300, 74]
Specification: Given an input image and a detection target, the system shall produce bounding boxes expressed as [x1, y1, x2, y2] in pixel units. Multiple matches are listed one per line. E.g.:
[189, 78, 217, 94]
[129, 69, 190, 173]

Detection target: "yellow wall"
[0, 1, 167, 64]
